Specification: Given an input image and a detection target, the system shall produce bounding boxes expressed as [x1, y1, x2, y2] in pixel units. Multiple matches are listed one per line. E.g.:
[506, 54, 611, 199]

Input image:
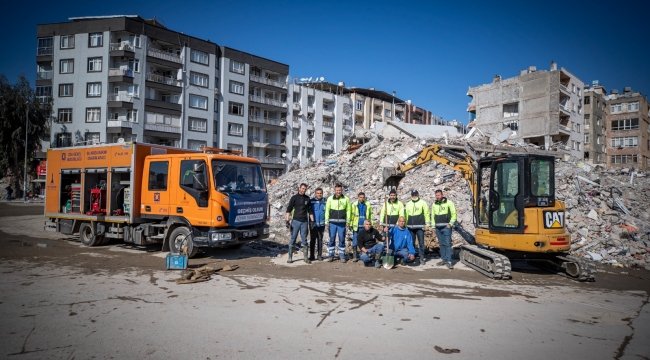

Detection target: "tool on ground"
[381, 190, 394, 269]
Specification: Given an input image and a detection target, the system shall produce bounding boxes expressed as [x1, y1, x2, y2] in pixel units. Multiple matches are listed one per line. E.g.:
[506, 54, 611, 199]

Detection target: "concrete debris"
[267, 132, 650, 270]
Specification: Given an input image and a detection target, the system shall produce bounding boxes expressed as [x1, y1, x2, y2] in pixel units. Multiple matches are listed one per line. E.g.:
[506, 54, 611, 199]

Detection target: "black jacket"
[286, 193, 314, 222]
[357, 227, 383, 250]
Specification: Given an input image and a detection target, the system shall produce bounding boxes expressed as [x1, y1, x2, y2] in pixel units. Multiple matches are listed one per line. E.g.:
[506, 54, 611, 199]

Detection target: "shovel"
[381, 193, 394, 269]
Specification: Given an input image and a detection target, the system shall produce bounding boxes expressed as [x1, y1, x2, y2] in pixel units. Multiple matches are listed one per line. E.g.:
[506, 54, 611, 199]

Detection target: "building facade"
[37, 15, 219, 150]
[583, 81, 607, 164]
[467, 62, 585, 158]
[345, 88, 403, 129]
[288, 83, 353, 167]
[216, 47, 289, 181]
[605, 87, 650, 170]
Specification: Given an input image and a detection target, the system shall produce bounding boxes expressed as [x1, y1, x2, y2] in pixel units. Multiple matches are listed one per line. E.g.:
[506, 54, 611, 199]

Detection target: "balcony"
[559, 84, 571, 95]
[109, 42, 135, 58]
[36, 96, 51, 104]
[306, 138, 314, 147]
[322, 108, 333, 117]
[248, 115, 286, 128]
[249, 95, 287, 109]
[322, 141, 333, 150]
[108, 68, 134, 84]
[107, 120, 134, 133]
[373, 112, 382, 120]
[146, 72, 182, 87]
[145, 98, 182, 113]
[147, 47, 182, 64]
[249, 74, 288, 89]
[292, 139, 300, 146]
[558, 124, 571, 134]
[248, 136, 285, 149]
[36, 71, 52, 81]
[293, 102, 301, 111]
[307, 121, 314, 131]
[37, 47, 53, 56]
[307, 105, 314, 113]
[292, 116, 301, 128]
[108, 93, 133, 103]
[559, 104, 571, 115]
[253, 156, 286, 165]
[323, 123, 333, 134]
[145, 123, 181, 134]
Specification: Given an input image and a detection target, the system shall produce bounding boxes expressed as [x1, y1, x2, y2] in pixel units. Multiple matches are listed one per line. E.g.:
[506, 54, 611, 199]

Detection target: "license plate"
[243, 230, 257, 238]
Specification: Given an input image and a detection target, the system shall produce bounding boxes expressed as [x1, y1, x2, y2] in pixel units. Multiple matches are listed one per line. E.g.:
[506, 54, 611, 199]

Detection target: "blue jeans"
[359, 243, 385, 264]
[391, 248, 413, 262]
[327, 222, 346, 258]
[290, 220, 308, 247]
[408, 228, 425, 259]
[6, 191, 10, 201]
[436, 226, 452, 263]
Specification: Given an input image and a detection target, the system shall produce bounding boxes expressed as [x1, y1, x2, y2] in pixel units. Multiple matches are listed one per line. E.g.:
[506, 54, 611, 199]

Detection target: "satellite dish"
[308, 77, 312, 82]
[407, 100, 412, 105]
[320, 77, 324, 81]
[281, 153, 286, 158]
[300, 78, 308, 82]
[293, 77, 298, 83]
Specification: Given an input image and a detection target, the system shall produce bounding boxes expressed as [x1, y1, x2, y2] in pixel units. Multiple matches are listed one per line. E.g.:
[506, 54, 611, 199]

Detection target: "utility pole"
[23, 102, 28, 202]
[392, 91, 395, 121]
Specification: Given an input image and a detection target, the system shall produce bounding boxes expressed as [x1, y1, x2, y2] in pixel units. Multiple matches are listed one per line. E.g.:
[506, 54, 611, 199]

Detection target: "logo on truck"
[153, 192, 161, 203]
[543, 211, 564, 228]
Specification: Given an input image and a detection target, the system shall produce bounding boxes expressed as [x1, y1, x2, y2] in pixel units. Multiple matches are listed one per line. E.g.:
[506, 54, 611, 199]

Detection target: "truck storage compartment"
[60, 169, 82, 213]
[84, 168, 108, 215]
[110, 167, 131, 216]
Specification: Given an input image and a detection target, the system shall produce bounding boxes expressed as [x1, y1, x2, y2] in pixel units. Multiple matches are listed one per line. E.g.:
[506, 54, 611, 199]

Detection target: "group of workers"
[285, 183, 457, 269]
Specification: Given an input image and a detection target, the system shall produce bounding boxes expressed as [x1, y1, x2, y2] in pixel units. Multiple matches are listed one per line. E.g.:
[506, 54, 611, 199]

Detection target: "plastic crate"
[166, 253, 188, 270]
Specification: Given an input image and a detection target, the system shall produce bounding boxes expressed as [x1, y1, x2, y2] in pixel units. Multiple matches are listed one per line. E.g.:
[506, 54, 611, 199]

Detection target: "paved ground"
[0, 203, 649, 359]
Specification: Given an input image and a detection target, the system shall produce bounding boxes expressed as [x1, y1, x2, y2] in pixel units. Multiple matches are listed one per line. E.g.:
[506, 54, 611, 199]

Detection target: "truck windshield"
[212, 160, 266, 193]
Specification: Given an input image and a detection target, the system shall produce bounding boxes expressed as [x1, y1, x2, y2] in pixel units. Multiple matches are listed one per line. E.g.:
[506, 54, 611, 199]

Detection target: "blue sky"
[2, 0, 649, 124]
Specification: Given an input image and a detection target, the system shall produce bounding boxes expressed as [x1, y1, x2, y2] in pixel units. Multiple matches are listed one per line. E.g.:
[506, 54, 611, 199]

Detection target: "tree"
[0, 74, 52, 195]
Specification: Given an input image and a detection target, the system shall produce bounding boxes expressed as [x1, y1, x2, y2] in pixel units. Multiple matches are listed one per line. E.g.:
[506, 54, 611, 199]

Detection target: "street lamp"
[23, 101, 28, 202]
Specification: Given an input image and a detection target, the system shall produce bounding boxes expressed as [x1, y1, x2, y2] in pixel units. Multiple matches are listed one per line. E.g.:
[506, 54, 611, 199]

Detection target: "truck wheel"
[169, 227, 198, 258]
[79, 223, 101, 247]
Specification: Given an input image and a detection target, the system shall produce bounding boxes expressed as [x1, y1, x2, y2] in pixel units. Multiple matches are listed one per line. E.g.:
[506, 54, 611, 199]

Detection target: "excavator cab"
[477, 154, 555, 234]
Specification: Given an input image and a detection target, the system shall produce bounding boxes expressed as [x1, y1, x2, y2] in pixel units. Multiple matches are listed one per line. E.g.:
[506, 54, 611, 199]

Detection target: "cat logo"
[544, 211, 564, 228]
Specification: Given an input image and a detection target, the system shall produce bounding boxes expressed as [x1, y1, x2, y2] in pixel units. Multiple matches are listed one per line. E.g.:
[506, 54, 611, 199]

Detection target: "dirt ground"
[1, 203, 649, 294]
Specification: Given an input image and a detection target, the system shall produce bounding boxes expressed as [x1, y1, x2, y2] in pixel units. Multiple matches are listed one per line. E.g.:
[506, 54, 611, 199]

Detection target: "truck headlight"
[211, 233, 232, 241]
[263, 228, 270, 235]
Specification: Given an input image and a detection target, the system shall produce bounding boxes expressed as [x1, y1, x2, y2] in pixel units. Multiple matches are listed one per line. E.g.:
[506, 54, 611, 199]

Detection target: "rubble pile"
[267, 134, 650, 270]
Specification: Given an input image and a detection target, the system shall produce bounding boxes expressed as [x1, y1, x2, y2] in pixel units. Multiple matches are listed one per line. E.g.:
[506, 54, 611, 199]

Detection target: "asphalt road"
[0, 203, 648, 359]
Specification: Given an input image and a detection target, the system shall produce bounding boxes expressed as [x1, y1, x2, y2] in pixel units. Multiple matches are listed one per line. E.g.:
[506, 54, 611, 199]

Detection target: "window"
[127, 109, 138, 122]
[228, 123, 243, 136]
[60, 59, 74, 73]
[38, 37, 53, 52]
[571, 84, 576, 93]
[230, 60, 245, 74]
[58, 108, 73, 123]
[191, 50, 209, 65]
[503, 103, 519, 118]
[610, 104, 622, 113]
[56, 132, 72, 147]
[59, 83, 73, 97]
[293, 92, 300, 103]
[584, 114, 590, 121]
[571, 140, 576, 150]
[229, 80, 244, 95]
[578, 88, 582, 96]
[87, 82, 101, 97]
[503, 120, 519, 131]
[188, 117, 207, 132]
[611, 136, 638, 148]
[227, 143, 243, 152]
[628, 101, 639, 111]
[87, 57, 102, 72]
[385, 109, 391, 117]
[229, 101, 244, 116]
[60, 35, 74, 49]
[190, 72, 209, 87]
[89, 32, 103, 47]
[128, 59, 140, 73]
[85, 132, 100, 145]
[577, 142, 581, 151]
[148, 161, 169, 190]
[214, 99, 219, 113]
[35, 86, 52, 102]
[611, 155, 637, 164]
[127, 85, 139, 98]
[584, 134, 590, 143]
[584, 96, 590, 105]
[129, 34, 141, 48]
[86, 108, 101, 122]
[575, 123, 580, 133]
[189, 94, 208, 110]
[187, 140, 207, 150]
[611, 118, 639, 131]
[161, 94, 180, 103]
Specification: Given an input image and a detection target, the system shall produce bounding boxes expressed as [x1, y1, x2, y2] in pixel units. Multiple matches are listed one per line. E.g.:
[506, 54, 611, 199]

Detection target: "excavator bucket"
[382, 167, 405, 188]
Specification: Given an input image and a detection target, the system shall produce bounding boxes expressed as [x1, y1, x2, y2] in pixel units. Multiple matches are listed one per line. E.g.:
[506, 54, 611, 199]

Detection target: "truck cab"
[141, 150, 270, 256]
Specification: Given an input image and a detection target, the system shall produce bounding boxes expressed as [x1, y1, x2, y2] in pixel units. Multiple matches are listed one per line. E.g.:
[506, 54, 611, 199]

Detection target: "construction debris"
[174, 265, 239, 284]
[267, 133, 650, 270]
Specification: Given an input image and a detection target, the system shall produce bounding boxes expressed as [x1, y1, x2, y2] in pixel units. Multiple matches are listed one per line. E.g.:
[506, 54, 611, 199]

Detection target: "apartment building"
[288, 83, 353, 167]
[467, 62, 585, 158]
[216, 47, 290, 181]
[583, 81, 608, 164]
[605, 87, 650, 170]
[37, 15, 219, 150]
[344, 88, 404, 129]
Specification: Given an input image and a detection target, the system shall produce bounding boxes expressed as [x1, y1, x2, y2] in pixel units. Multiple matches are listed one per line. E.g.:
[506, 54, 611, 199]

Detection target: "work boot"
[399, 258, 406, 266]
[325, 253, 333, 262]
[287, 246, 293, 263]
[340, 254, 347, 263]
[446, 262, 454, 270]
[436, 261, 446, 266]
[419, 258, 426, 266]
[352, 248, 359, 262]
[317, 249, 323, 261]
[303, 247, 311, 264]
[375, 251, 382, 268]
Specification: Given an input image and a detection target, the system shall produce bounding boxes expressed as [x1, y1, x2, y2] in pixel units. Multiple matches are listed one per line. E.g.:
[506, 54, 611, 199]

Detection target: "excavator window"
[530, 159, 551, 196]
[491, 161, 521, 229]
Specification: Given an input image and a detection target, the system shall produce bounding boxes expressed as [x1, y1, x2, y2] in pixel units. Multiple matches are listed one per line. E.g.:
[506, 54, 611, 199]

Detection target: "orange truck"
[44, 142, 270, 257]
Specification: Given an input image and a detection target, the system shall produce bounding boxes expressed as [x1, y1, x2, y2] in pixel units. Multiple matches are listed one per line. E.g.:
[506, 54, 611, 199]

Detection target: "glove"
[285, 220, 291, 229]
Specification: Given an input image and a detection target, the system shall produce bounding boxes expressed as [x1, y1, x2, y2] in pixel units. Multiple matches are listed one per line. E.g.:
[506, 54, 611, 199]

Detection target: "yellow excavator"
[382, 143, 595, 281]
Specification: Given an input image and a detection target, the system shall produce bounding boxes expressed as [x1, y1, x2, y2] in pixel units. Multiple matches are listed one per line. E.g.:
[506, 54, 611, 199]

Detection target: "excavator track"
[527, 255, 596, 282]
[459, 245, 512, 280]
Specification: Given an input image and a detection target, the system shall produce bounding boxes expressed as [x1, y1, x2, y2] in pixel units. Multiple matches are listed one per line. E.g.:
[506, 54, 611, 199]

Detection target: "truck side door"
[174, 158, 211, 226]
[141, 158, 170, 217]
